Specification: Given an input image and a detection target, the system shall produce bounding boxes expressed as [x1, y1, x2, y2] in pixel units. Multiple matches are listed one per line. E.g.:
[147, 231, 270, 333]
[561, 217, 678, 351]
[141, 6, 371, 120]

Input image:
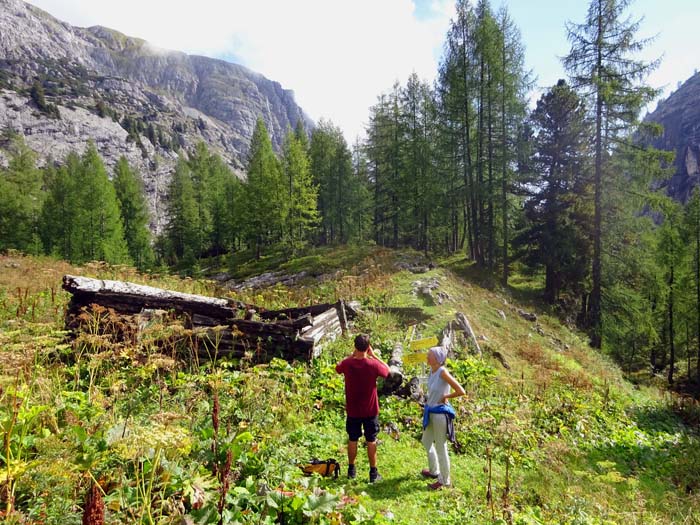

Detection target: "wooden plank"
[63, 275, 241, 319]
[259, 303, 337, 321]
[310, 308, 338, 326]
[336, 300, 348, 334]
[275, 313, 313, 329]
[230, 319, 297, 337]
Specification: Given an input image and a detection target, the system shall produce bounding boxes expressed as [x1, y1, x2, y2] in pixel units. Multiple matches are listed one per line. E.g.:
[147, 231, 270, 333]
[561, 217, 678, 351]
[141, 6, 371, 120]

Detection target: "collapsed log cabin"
[62, 275, 355, 363]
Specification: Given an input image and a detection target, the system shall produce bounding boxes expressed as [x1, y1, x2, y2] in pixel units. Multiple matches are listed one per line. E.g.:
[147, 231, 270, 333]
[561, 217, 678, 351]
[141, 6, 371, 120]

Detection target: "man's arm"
[367, 346, 390, 377]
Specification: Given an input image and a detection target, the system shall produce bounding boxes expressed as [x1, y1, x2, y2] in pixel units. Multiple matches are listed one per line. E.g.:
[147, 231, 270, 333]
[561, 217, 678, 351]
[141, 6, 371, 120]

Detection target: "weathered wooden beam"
[455, 312, 482, 356]
[337, 300, 348, 334]
[230, 319, 297, 337]
[260, 301, 357, 322]
[63, 275, 243, 319]
[259, 303, 336, 321]
[275, 313, 313, 330]
[441, 320, 455, 356]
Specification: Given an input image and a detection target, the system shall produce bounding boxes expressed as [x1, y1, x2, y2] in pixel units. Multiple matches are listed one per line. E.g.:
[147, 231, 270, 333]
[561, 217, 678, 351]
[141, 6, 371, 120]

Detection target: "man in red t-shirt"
[336, 334, 390, 482]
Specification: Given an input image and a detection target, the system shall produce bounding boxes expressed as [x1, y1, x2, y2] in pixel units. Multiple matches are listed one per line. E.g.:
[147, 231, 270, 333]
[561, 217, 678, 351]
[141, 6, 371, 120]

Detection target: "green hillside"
[1, 248, 698, 524]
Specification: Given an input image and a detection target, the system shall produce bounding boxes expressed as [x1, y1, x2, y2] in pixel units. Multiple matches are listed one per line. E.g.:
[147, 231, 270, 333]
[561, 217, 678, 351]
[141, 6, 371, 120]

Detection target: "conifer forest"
[1, 0, 700, 524]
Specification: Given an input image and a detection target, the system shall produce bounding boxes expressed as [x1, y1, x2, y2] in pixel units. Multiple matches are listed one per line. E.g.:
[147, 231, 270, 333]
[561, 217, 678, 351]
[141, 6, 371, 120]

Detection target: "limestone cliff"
[0, 0, 314, 230]
[645, 72, 700, 202]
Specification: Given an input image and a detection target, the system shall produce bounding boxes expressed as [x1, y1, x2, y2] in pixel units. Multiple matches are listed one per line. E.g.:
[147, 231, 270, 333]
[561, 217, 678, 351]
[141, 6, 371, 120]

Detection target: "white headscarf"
[428, 346, 448, 366]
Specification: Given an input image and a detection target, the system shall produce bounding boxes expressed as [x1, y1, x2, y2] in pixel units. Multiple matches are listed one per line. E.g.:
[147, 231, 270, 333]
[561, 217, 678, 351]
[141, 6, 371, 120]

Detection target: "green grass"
[1, 249, 699, 524]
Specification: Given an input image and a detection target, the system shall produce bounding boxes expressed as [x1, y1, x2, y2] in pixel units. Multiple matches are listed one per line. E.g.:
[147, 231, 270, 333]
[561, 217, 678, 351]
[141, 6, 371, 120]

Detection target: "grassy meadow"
[1, 247, 699, 524]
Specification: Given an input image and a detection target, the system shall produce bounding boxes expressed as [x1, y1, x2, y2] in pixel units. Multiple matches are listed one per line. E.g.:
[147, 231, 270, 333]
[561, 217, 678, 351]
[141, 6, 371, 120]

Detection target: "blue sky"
[26, 0, 698, 142]
[498, 0, 697, 111]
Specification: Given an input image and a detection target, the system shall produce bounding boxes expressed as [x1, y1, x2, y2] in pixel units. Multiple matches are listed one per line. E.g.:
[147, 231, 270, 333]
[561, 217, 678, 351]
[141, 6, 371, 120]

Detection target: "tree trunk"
[668, 263, 675, 385]
[487, 65, 495, 269]
[696, 221, 700, 379]
[589, 0, 604, 348]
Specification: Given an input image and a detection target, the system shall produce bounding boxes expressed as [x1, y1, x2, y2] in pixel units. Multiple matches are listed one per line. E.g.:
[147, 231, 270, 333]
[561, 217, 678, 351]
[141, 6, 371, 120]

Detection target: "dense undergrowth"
[1, 248, 699, 524]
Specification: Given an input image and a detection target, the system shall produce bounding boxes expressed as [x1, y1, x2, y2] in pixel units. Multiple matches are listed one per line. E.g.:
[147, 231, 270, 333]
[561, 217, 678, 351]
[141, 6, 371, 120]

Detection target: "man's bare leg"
[367, 440, 377, 468]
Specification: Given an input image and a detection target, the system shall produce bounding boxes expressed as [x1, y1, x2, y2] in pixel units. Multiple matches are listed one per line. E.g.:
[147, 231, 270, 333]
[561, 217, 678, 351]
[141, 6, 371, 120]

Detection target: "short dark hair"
[354, 334, 370, 352]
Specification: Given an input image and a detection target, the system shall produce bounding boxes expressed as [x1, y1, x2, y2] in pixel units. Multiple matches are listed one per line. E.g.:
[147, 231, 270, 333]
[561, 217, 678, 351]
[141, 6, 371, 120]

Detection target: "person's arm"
[367, 345, 390, 376]
[440, 368, 466, 404]
[335, 359, 345, 374]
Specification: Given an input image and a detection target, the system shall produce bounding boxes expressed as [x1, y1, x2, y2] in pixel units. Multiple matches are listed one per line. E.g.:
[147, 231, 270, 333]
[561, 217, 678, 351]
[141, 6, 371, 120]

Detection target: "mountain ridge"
[0, 0, 314, 230]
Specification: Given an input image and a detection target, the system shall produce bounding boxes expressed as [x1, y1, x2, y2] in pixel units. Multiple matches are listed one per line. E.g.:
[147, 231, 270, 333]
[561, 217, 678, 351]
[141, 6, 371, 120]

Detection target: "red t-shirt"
[335, 357, 390, 418]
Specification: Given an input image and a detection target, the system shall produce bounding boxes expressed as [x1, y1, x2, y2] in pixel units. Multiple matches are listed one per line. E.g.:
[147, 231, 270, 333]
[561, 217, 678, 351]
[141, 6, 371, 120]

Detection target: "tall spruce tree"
[350, 140, 373, 243]
[113, 157, 153, 269]
[517, 79, 592, 304]
[187, 142, 214, 257]
[399, 73, 439, 254]
[205, 153, 238, 257]
[365, 89, 404, 248]
[563, 0, 658, 347]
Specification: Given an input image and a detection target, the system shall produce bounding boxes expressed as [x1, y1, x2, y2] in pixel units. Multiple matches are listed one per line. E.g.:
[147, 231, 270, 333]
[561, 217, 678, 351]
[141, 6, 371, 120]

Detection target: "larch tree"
[73, 143, 129, 264]
[113, 157, 153, 269]
[685, 188, 700, 379]
[243, 118, 285, 258]
[310, 120, 355, 245]
[164, 157, 200, 269]
[0, 137, 43, 254]
[282, 130, 319, 254]
[496, 6, 530, 285]
[563, 0, 658, 347]
[40, 153, 80, 260]
[438, 0, 479, 261]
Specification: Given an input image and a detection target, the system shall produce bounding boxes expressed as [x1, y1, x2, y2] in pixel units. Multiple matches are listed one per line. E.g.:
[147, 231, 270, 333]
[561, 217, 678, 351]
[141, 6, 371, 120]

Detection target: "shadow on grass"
[443, 257, 546, 312]
[366, 306, 433, 324]
[362, 474, 425, 500]
[217, 245, 381, 281]
[629, 404, 687, 435]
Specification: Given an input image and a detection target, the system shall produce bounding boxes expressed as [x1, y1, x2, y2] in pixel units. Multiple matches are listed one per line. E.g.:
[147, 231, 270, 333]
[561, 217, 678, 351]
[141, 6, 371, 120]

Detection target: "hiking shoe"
[428, 480, 444, 490]
[369, 468, 382, 483]
[347, 464, 356, 479]
[421, 468, 439, 479]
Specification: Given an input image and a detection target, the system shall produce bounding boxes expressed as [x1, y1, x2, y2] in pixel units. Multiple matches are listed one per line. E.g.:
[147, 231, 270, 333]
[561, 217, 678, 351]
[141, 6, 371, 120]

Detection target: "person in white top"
[421, 346, 466, 490]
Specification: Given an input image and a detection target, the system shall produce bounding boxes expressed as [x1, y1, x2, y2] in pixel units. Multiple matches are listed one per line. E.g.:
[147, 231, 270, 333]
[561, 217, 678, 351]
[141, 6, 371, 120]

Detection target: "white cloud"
[26, 0, 455, 143]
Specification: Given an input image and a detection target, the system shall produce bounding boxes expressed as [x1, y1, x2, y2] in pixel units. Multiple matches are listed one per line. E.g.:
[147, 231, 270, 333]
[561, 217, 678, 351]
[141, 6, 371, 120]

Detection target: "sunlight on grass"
[1, 250, 699, 524]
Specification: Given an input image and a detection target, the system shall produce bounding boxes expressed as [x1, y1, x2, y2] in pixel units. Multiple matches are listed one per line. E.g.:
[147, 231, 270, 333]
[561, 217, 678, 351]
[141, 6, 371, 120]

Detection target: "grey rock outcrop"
[0, 0, 314, 231]
[645, 72, 700, 203]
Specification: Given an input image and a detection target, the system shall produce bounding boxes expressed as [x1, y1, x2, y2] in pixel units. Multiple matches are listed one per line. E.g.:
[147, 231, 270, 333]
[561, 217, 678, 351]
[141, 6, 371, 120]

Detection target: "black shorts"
[346, 416, 379, 442]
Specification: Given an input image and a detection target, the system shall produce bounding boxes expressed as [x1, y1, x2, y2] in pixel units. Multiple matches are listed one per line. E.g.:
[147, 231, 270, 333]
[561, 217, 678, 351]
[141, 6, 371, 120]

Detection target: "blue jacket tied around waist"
[423, 403, 456, 443]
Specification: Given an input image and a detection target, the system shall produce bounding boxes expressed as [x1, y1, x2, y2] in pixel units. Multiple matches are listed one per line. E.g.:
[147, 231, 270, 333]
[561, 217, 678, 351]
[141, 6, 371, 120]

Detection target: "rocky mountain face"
[645, 72, 700, 203]
[0, 0, 313, 230]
